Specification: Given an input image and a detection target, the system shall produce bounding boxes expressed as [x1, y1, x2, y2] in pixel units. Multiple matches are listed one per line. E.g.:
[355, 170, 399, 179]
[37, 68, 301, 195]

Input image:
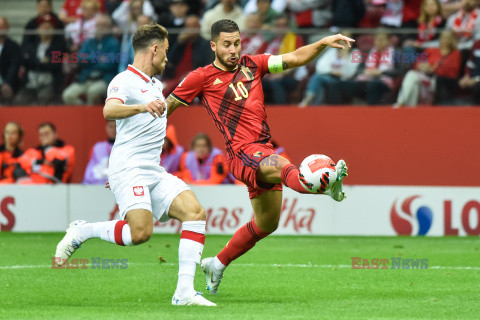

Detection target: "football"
[299, 154, 337, 194]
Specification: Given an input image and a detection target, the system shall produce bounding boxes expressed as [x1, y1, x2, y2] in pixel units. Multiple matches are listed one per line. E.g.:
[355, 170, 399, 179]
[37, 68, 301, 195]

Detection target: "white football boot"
[171, 291, 217, 306]
[325, 159, 348, 202]
[201, 257, 224, 295]
[54, 220, 87, 266]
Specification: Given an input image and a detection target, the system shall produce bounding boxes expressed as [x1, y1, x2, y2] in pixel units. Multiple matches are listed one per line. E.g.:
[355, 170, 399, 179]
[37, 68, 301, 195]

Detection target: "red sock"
[281, 164, 311, 194]
[217, 219, 270, 266]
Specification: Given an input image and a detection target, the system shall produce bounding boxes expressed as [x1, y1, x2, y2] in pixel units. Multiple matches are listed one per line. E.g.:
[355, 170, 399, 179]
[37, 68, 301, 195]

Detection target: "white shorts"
[108, 166, 190, 222]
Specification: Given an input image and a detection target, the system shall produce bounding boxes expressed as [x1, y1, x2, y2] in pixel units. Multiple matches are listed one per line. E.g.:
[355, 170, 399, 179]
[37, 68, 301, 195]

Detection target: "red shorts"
[227, 143, 283, 199]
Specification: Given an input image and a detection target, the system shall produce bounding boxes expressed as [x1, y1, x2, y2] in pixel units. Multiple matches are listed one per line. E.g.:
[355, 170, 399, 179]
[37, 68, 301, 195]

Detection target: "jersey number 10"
[229, 82, 249, 101]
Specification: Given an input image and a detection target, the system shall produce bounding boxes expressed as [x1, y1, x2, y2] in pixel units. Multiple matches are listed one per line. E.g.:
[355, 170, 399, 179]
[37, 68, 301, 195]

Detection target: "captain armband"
[268, 55, 285, 74]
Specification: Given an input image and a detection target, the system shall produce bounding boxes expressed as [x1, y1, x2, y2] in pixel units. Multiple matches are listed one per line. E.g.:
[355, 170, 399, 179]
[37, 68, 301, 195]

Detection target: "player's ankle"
[175, 274, 195, 298]
[213, 256, 226, 271]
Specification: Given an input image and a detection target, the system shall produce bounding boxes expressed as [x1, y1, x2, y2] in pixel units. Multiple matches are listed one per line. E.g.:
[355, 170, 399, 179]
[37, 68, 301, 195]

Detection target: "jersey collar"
[127, 65, 151, 83]
[212, 61, 238, 73]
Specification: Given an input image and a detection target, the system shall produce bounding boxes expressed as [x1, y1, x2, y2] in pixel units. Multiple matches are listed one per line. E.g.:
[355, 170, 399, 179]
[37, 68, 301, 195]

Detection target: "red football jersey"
[171, 54, 272, 158]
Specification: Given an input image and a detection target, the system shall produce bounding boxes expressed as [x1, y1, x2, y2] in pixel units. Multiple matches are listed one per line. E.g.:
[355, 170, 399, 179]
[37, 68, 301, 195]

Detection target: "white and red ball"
[298, 154, 337, 194]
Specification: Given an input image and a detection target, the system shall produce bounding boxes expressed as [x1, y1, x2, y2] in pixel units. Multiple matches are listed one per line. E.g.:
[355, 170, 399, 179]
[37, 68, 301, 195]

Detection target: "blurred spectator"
[243, 0, 287, 15]
[262, 14, 305, 105]
[396, 30, 461, 107]
[299, 44, 360, 107]
[113, 0, 155, 72]
[359, 0, 385, 27]
[441, 0, 463, 18]
[112, 0, 156, 34]
[458, 38, 480, 103]
[402, 0, 445, 72]
[376, 0, 401, 28]
[158, 0, 190, 48]
[0, 17, 22, 105]
[373, 0, 421, 28]
[164, 15, 213, 93]
[118, 15, 151, 72]
[402, 0, 423, 28]
[60, 0, 106, 24]
[160, 125, 184, 174]
[83, 120, 115, 184]
[331, 0, 366, 28]
[63, 15, 120, 105]
[0, 122, 25, 184]
[14, 15, 67, 105]
[65, 0, 101, 52]
[287, 0, 332, 28]
[241, 13, 268, 55]
[19, 122, 75, 184]
[23, 0, 65, 46]
[178, 133, 229, 185]
[412, 0, 445, 47]
[255, 0, 280, 26]
[446, 0, 480, 50]
[345, 31, 398, 105]
[200, 0, 246, 40]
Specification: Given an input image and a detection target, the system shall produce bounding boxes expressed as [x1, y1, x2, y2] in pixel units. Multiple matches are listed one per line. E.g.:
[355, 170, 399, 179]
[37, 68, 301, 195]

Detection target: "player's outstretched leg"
[54, 209, 152, 266]
[281, 157, 348, 201]
[168, 190, 216, 306]
[202, 190, 282, 295]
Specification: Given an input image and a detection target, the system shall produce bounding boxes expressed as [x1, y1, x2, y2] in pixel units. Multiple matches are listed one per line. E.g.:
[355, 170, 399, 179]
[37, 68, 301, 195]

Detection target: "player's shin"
[280, 163, 312, 194]
[176, 221, 206, 297]
[216, 219, 270, 267]
[77, 220, 133, 246]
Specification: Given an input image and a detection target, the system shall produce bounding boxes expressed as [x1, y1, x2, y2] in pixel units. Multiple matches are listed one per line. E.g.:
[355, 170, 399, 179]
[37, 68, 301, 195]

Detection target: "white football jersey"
[106, 65, 166, 175]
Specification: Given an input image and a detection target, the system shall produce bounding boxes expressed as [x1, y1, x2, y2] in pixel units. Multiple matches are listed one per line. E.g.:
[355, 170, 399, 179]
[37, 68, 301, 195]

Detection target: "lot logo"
[390, 195, 433, 236]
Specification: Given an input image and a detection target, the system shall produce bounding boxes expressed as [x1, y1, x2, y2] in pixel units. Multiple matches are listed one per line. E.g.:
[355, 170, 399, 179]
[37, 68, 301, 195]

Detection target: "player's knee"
[256, 215, 280, 233]
[131, 226, 152, 245]
[264, 221, 279, 233]
[276, 156, 290, 171]
[185, 205, 206, 221]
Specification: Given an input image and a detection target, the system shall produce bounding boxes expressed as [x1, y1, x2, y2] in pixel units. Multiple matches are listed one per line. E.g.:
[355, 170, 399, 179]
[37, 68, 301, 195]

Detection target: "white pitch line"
[1, 263, 480, 270]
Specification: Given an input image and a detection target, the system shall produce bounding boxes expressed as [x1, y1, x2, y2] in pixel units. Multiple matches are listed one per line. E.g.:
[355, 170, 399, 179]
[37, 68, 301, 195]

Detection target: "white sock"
[213, 256, 226, 271]
[175, 221, 206, 297]
[77, 220, 133, 246]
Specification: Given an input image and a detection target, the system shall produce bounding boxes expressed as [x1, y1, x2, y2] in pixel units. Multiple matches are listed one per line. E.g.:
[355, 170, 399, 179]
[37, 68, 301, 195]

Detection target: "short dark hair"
[211, 19, 239, 41]
[38, 122, 56, 132]
[132, 23, 168, 53]
[37, 0, 52, 3]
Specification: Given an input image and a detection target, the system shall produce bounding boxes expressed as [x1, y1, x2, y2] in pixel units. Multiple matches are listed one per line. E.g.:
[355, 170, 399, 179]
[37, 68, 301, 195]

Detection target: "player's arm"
[274, 34, 355, 72]
[103, 98, 165, 120]
[166, 69, 204, 117]
[166, 94, 186, 118]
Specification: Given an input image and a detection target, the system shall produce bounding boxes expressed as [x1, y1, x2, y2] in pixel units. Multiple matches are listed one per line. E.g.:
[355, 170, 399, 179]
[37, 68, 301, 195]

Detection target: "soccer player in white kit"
[54, 23, 216, 307]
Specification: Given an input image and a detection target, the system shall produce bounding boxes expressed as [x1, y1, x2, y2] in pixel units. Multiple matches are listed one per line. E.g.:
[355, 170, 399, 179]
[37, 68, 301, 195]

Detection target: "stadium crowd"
[0, 121, 289, 184]
[0, 0, 479, 107]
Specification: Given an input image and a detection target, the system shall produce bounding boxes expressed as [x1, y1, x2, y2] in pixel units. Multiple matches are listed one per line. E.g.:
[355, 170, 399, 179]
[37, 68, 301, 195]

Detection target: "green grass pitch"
[1, 233, 479, 319]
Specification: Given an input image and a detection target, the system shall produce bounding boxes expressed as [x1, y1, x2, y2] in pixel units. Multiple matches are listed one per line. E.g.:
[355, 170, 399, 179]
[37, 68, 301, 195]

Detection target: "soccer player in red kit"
[165, 19, 353, 295]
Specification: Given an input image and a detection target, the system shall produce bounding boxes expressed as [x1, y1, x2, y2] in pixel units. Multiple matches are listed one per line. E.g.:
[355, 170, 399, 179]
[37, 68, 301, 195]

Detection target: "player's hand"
[143, 99, 165, 118]
[321, 34, 355, 50]
[105, 181, 110, 189]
